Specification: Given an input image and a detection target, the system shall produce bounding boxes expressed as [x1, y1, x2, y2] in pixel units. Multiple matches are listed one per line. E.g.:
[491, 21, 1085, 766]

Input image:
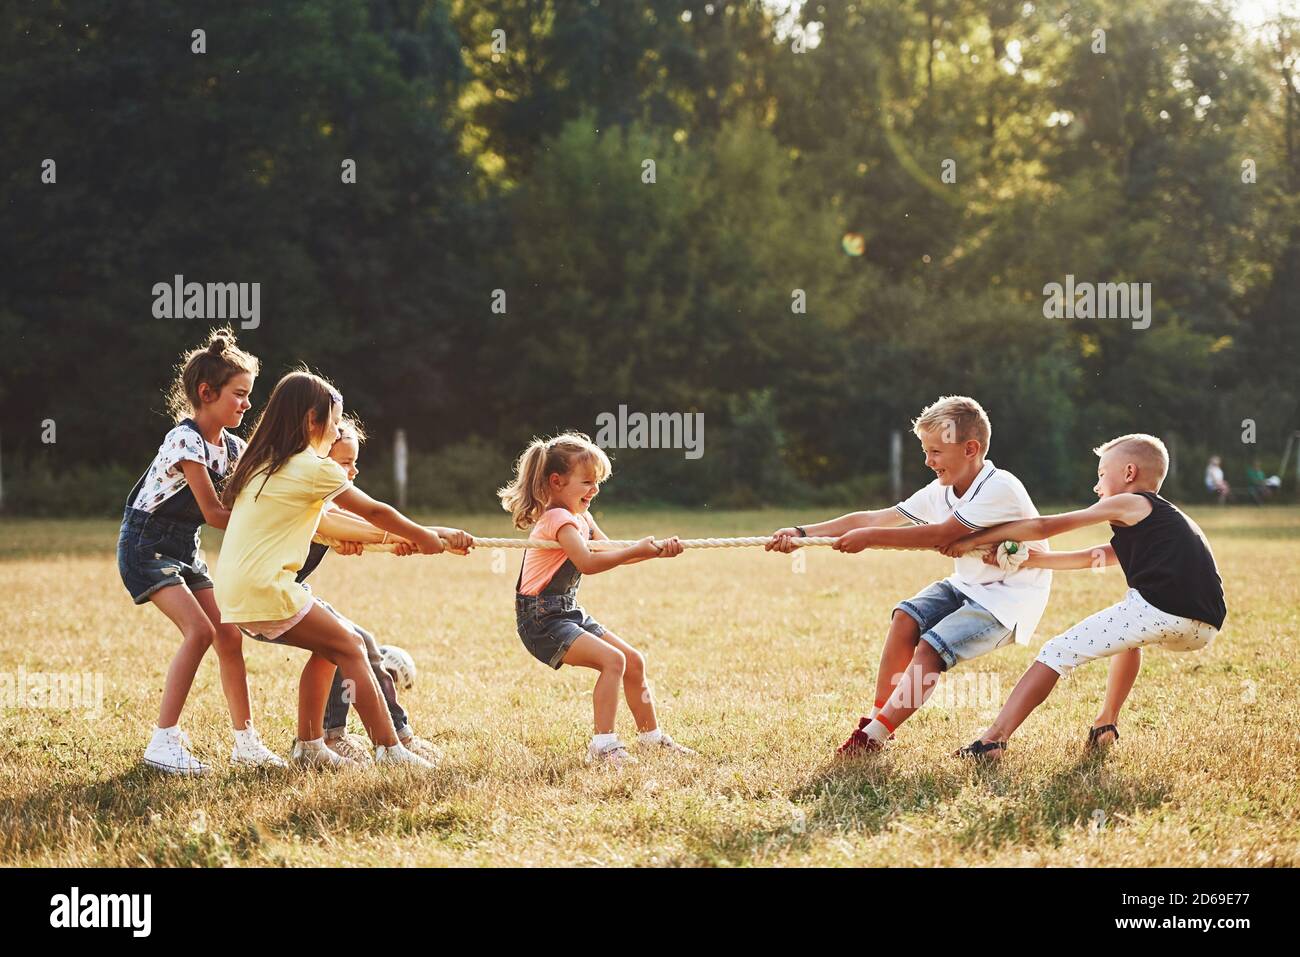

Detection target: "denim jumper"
[514, 525, 607, 669]
[115, 420, 238, 604]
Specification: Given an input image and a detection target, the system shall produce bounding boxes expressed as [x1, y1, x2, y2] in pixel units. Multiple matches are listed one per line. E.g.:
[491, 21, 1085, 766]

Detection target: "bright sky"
[1229, 0, 1297, 28]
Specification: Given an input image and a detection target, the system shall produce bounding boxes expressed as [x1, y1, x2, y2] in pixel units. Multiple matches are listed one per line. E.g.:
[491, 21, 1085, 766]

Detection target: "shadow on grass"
[947, 748, 1172, 852]
[675, 747, 1172, 865]
[0, 762, 485, 864]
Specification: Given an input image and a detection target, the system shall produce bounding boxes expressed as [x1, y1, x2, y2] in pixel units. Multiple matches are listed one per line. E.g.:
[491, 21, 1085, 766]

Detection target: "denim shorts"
[895, 580, 1015, 672]
[116, 507, 211, 604]
[515, 591, 606, 669]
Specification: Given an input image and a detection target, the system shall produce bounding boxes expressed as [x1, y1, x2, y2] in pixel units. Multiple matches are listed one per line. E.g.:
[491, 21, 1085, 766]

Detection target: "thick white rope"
[314, 535, 1028, 567]
[317, 535, 842, 552]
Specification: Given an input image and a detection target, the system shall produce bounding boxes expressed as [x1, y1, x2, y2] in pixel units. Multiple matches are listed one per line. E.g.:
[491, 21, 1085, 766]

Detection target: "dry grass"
[1, 506, 1296, 867]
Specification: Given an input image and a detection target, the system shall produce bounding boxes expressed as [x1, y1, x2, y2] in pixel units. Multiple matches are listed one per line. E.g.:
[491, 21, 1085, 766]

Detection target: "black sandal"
[955, 739, 1006, 760]
[1085, 724, 1119, 751]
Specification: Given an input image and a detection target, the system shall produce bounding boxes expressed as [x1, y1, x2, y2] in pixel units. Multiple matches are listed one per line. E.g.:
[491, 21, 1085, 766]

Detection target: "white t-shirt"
[894, 459, 1052, 645]
[131, 423, 245, 513]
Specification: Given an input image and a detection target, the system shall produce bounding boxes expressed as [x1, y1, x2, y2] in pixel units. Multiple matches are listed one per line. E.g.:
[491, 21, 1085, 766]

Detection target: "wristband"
[794, 526, 807, 537]
[381, 532, 389, 544]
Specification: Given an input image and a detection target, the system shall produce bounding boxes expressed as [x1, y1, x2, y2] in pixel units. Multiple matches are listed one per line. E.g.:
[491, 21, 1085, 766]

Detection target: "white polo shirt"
[895, 460, 1052, 645]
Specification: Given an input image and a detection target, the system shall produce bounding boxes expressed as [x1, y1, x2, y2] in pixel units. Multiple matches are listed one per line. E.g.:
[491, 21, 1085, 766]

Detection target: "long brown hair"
[165, 327, 260, 421]
[497, 432, 612, 529]
[221, 369, 341, 507]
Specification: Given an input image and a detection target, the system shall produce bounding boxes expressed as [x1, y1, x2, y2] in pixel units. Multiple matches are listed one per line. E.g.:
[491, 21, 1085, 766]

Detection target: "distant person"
[1245, 461, 1278, 505]
[1205, 455, 1231, 504]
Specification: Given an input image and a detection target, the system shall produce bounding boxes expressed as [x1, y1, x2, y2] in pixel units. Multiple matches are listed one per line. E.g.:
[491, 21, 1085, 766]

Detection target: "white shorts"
[1036, 588, 1218, 677]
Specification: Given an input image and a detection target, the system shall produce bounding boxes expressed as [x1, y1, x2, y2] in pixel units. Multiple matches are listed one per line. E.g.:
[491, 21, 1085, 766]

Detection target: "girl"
[213, 370, 442, 769]
[298, 416, 472, 765]
[117, 327, 284, 774]
[498, 432, 695, 767]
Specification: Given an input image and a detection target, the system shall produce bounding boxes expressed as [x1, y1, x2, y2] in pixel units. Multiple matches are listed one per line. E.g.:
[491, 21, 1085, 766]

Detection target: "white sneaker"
[230, 726, 288, 768]
[640, 731, 697, 756]
[143, 726, 211, 776]
[374, 741, 436, 770]
[326, 733, 375, 765]
[292, 737, 355, 768]
[398, 732, 443, 767]
[586, 739, 637, 768]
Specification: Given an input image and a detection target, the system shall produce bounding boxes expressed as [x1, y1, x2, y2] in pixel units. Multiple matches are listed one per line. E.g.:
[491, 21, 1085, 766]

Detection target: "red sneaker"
[837, 725, 885, 757]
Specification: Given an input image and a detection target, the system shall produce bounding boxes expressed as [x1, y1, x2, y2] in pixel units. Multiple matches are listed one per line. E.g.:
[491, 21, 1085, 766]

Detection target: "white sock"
[591, 732, 618, 750]
[299, 736, 327, 750]
[638, 728, 664, 744]
[868, 706, 880, 720]
[863, 719, 890, 744]
[233, 724, 259, 747]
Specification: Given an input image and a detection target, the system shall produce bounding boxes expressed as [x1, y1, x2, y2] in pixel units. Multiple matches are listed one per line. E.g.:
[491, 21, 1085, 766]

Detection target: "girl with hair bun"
[117, 327, 285, 774]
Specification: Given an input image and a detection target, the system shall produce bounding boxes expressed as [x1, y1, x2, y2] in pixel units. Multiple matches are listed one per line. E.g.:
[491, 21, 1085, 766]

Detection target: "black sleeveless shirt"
[1110, 492, 1226, 629]
[297, 541, 330, 583]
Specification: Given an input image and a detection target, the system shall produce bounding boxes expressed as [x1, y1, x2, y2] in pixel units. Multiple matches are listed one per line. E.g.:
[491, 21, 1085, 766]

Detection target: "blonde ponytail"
[498, 432, 612, 529]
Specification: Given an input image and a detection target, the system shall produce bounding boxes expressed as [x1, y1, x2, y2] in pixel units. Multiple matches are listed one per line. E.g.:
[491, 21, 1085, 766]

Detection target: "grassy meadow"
[0, 506, 1296, 867]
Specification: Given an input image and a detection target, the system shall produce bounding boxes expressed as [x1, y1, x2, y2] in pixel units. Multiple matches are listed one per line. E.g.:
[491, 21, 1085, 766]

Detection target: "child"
[300, 416, 471, 765]
[498, 432, 695, 767]
[941, 433, 1226, 758]
[766, 395, 1052, 755]
[117, 327, 284, 773]
[213, 369, 443, 770]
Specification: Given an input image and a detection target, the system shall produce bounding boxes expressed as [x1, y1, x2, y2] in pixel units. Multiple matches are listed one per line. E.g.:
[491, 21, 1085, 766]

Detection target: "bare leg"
[297, 653, 339, 741]
[873, 610, 921, 713]
[278, 603, 398, 747]
[1093, 648, 1141, 744]
[980, 661, 1061, 743]
[560, 633, 626, 735]
[597, 631, 657, 732]
[878, 640, 946, 732]
[193, 587, 252, 730]
[148, 584, 216, 728]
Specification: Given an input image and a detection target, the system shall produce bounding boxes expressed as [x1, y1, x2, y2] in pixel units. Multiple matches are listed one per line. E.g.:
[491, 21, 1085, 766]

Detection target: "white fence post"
[394, 428, 408, 511]
[889, 429, 902, 504]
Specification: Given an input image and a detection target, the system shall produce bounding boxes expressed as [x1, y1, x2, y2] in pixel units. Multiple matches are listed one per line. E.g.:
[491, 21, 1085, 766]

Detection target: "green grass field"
[1, 506, 1297, 867]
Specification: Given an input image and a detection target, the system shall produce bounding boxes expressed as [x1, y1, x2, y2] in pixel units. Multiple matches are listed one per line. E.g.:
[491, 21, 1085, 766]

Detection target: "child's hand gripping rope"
[940, 538, 1030, 570]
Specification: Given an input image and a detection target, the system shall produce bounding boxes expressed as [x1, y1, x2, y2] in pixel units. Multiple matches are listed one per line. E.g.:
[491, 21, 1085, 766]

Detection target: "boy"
[768, 396, 1052, 755]
[942, 433, 1226, 758]
[253, 417, 471, 766]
